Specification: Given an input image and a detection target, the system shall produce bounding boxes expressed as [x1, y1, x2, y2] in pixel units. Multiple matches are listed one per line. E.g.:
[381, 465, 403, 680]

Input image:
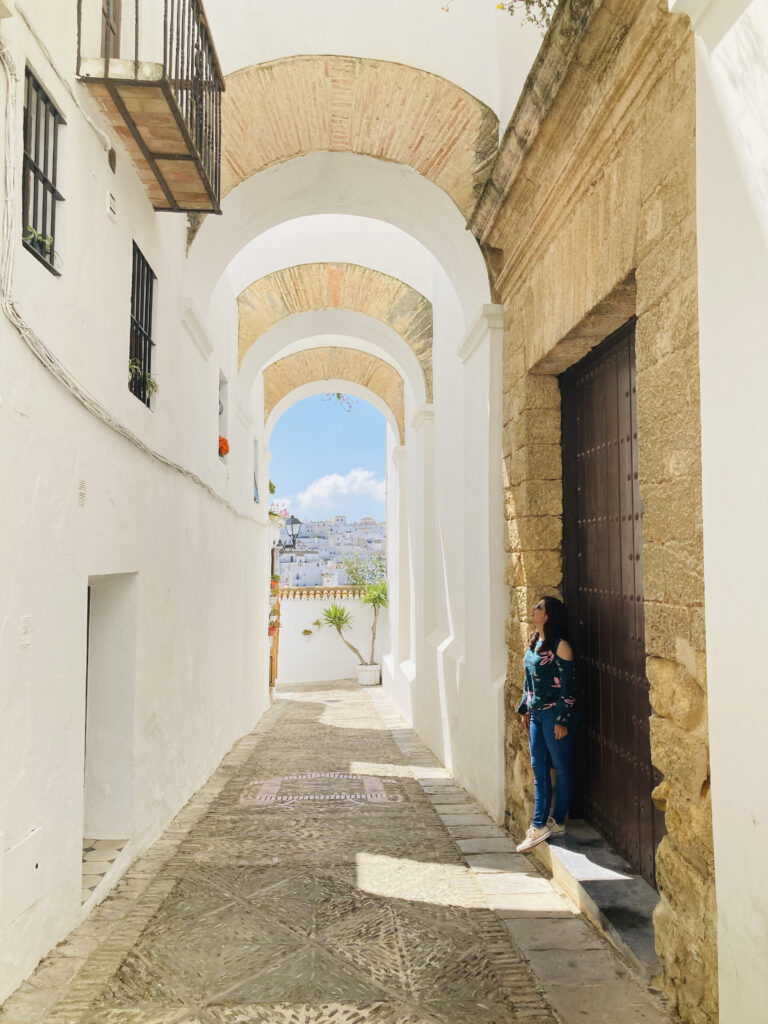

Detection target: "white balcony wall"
[276, 595, 390, 686]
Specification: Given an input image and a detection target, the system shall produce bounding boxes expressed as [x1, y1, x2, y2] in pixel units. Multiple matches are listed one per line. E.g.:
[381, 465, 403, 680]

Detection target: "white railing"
[279, 586, 366, 601]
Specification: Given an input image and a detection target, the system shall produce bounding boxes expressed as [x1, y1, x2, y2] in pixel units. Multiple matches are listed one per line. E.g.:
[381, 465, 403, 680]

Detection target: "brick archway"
[238, 263, 433, 400]
[221, 56, 499, 218]
[264, 348, 405, 442]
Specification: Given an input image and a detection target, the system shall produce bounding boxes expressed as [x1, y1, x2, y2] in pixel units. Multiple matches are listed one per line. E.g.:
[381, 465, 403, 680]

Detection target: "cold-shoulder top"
[517, 638, 576, 727]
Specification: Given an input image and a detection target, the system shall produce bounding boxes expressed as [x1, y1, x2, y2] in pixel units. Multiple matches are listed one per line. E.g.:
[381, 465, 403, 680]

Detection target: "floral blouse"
[517, 639, 576, 726]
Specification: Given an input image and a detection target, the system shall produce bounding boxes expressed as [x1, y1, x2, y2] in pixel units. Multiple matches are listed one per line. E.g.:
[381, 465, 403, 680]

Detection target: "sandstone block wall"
[471, 0, 716, 1020]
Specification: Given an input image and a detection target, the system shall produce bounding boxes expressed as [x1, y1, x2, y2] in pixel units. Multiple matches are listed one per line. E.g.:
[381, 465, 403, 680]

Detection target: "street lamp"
[285, 515, 302, 548]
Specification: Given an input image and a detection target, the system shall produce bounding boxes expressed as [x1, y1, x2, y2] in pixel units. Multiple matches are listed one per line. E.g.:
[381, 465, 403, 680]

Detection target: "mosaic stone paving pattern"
[3, 683, 563, 1024]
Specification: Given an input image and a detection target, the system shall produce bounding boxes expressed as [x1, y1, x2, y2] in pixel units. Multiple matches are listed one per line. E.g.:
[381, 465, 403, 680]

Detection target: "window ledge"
[22, 241, 61, 276]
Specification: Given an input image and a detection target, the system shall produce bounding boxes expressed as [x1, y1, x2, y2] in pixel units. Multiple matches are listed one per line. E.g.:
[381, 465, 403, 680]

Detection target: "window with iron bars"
[22, 69, 65, 275]
[101, 0, 122, 60]
[129, 243, 157, 408]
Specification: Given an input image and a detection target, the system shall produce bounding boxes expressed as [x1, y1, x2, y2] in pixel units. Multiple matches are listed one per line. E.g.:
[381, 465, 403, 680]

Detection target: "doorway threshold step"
[527, 819, 660, 984]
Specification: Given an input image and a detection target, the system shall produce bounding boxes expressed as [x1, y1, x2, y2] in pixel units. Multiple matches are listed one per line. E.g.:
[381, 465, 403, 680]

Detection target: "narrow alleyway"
[0, 684, 673, 1024]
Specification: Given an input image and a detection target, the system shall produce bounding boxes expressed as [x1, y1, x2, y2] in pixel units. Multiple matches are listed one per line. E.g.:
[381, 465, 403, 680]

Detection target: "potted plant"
[268, 500, 288, 529]
[23, 225, 62, 269]
[128, 357, 159, 398]
[270, 573, 280, 590]
[316, 582, 388, 685]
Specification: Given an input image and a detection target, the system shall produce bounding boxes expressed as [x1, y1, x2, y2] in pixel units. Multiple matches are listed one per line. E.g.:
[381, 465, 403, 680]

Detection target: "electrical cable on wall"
[0, 37, 258, 525]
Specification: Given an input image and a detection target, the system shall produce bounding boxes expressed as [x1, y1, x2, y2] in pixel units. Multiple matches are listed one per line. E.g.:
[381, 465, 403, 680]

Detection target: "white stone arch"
[227, 215, 436, 306]
[185, 151, 492, 330]
[265, 380, 400, 446]
[240, 311, 429, 416]
[187, 155, 503, 822]
[263, 372, 408, 709]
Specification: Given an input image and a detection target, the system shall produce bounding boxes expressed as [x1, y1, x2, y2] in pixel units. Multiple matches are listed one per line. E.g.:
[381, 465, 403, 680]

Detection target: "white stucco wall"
[0, 6, 273, 999]
[276, 595, 390, 685]
[670, 0, 768, 1017]
[381, 293, 508, 825]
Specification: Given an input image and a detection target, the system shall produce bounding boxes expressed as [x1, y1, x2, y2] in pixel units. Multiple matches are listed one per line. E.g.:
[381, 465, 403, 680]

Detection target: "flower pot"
[270, 580, 279, 590]
[268, 626, 277, 637]
[356, 663, 381, 686]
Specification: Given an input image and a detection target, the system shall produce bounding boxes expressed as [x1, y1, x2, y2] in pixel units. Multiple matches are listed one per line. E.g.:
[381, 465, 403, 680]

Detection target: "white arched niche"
[226, 215, 437, 303]
[239, 312, 429, 419]
[185, 152, 492, 331]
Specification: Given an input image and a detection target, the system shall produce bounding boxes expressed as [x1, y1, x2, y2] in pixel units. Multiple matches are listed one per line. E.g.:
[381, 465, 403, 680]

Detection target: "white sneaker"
[546, 817, 566, 836]
[516, 824, 552, 852]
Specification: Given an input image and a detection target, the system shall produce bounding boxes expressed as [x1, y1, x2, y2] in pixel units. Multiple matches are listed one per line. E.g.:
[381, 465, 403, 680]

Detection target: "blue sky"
[269, 394, 386, 522]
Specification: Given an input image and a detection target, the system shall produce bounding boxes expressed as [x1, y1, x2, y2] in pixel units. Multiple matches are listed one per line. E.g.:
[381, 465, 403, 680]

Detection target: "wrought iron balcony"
[77, 0, 223, 213]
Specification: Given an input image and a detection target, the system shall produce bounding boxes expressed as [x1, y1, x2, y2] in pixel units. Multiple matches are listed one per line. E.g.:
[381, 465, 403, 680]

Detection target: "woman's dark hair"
[528, 595, 570, 654]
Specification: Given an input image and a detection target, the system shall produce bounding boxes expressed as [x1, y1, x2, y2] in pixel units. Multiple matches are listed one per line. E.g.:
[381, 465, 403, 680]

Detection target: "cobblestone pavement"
[0, 682, 674, 1024]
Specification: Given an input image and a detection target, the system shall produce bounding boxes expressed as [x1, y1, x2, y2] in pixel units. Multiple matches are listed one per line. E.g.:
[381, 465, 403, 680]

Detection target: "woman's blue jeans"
[529, 708, 578, 828]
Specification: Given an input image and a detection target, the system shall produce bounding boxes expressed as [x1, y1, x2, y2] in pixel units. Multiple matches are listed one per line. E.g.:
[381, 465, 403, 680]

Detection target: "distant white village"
[277, 515, 387, 587]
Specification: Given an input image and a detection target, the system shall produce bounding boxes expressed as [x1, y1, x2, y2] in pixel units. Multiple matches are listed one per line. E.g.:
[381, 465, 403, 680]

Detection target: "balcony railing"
[77, 0, 223, 213]
[279, 586, 368, 601]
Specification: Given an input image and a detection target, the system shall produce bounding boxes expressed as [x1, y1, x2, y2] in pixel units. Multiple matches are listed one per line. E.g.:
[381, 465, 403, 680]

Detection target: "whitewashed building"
[277, 515, 386, 585]
[0, 0, 766, 1019]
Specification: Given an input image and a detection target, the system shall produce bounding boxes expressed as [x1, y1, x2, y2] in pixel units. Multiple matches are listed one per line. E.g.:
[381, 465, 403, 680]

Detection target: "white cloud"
[293, 468, 385, 518]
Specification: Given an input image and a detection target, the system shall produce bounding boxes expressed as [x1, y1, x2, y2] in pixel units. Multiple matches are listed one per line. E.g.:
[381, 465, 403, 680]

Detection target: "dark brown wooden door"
[561, 320, 665, 887]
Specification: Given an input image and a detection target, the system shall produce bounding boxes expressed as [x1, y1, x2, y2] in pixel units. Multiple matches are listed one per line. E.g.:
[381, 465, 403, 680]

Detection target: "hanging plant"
[322, 392, 356, 412]
[495, 0, 557, 28]
[441, 0, 557, 30]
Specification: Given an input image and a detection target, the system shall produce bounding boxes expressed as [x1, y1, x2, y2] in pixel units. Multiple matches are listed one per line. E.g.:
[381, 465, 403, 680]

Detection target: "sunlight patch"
[355, 852, 485, 910]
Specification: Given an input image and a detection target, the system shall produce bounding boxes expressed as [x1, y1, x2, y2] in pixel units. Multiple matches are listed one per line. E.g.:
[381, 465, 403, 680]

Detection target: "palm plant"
[317, 582, 388, 666]
[318, 603, 367, 665]
[363, 581, 388, 665]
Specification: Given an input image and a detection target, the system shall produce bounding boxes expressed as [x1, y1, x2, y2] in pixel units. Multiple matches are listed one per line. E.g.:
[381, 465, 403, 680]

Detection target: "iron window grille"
[101, 0, 121, 59]
[129, 242, 156, 407]
[22, 68, 65, 275]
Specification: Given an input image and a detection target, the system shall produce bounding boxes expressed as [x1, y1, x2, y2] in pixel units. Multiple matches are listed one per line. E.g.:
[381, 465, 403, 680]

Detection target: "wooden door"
[561, 319, 665, 887]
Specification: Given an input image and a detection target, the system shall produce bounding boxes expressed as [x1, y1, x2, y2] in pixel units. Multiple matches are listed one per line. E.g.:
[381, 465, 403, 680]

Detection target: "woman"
[516, 595, 577, 853]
